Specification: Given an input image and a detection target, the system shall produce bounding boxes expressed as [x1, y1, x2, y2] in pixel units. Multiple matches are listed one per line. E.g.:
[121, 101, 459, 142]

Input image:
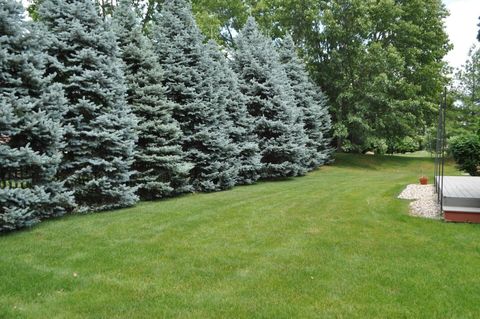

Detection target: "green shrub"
[397, 137, 418, 153]
[450, 134, 480, 176]
[370, 138, 388, 155]
[386, 136, 419, 154]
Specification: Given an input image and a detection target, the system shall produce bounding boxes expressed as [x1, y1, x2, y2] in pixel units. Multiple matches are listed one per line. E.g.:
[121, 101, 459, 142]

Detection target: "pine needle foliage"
[232, 17, 307, 178]
[113, 0, 192, 200]
[38, 0, 138, 212]
[0, 0, 74, 232]
[151, 0, 238, 192]
[278, 35, 333, 169]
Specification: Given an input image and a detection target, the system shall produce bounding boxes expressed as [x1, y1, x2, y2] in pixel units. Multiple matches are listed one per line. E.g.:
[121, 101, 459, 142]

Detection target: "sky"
[443, 0, 480, 70]
[20, 0, 478, 70]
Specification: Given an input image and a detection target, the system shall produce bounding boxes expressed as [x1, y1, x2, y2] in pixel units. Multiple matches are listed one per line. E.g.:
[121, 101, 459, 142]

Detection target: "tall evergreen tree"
[232, 17, 307, 178]
[0, 0, 74, 232]
[278, 35, 333, 169]
[204, 40, 261, 184]
[150, 0, 238, 192]
[112, 0, 191, 200]
[38, 0, 138, 212]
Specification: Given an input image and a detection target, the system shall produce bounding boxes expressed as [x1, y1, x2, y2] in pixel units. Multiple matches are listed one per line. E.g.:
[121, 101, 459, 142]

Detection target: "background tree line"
[193, 0, 450, 154]
[27, 0, 451, 153]
[449, 22, 480, 176]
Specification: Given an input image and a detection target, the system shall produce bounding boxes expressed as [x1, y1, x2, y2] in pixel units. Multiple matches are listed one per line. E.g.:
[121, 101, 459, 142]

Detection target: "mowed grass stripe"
[1, 153, 479, 318]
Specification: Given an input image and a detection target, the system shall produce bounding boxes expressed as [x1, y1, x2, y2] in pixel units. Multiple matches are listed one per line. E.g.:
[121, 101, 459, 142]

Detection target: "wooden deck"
[439, 176, 480, 222]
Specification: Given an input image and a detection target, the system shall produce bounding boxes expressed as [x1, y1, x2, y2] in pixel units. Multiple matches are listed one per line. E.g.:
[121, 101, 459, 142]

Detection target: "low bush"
[386, 136, 420, 154]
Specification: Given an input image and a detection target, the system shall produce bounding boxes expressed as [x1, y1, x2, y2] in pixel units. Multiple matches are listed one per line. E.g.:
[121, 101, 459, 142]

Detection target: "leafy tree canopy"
[449, 45, 480, 137]
[192, 0, 452, 153]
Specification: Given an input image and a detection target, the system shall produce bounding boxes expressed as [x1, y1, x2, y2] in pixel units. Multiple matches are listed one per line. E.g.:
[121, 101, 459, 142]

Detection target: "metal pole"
[440, 87, 447, 211]
[434, 95, 442, 192]
[434, 95, 442, 196]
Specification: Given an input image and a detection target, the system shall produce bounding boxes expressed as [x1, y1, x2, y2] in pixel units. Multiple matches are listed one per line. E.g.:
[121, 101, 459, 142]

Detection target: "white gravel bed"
[398, 184, 441, 219]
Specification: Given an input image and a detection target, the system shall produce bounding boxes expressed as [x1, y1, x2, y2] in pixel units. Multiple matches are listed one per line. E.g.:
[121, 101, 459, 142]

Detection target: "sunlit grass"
[394, 150, 433, 158]
[0, 153, 478, 318]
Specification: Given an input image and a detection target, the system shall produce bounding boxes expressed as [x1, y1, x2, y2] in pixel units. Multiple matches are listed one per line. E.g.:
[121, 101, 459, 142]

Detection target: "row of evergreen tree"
[0, 0, 332, 232]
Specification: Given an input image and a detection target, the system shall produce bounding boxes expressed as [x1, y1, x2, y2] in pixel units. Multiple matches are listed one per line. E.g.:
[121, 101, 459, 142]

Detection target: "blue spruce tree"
[112, 0, 192, 200]
[278, 35, 333, 169]
[232, 17, 308, 178]
[151, 0, 238, 192]
[38, 0, 138, 212]
[0, 0, 74, 232]
[204, 40, 261, 185]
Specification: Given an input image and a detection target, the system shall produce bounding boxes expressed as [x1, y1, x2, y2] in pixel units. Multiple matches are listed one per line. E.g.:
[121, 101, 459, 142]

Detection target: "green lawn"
[1, 154, 479, 318]
[394, 150, 433, 158]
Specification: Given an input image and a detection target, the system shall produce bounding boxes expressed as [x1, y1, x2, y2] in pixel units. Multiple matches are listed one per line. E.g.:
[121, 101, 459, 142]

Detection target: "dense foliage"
[449, 45, 480, 175]
[191, 0, 451, 153]
[450, 134, 480, 176]
[38, 0, 139, 212]
[113, 0, 191, 200]
[27, 0, 451, 154]
[0, 0, 74, 231]
[232, 18, 308, 178]
[278, 35, 333, 168]
[451, 46, 480, 137]
[150, 0, 238, 192]
[204, 40, 262, 184]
